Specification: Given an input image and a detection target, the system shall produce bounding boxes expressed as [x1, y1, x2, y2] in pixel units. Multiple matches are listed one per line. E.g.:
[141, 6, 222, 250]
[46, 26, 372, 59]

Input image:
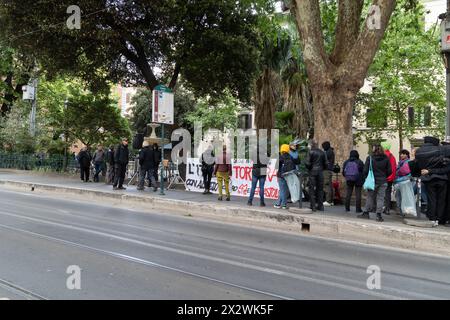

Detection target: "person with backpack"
[342, 150, 364, 213]
[358, 144, 391, 222]
[274, 144, 297, 209]
[305, 140, 327, 212]
[394, 149, 416, 217]
[381, 141, 397, 215]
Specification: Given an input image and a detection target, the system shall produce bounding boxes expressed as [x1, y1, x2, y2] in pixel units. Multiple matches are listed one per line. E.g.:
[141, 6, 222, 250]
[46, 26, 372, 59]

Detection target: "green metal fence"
[0, 152, 78, 172]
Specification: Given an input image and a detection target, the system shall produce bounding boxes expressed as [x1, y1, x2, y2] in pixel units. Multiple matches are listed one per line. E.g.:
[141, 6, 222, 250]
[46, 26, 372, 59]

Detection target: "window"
[409, 106, 432, 127]
[238, 114, 252, 130]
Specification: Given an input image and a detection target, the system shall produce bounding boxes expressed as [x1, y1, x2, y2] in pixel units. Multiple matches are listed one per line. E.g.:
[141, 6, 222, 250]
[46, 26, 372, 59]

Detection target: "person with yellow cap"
[274, 144, 299, 209]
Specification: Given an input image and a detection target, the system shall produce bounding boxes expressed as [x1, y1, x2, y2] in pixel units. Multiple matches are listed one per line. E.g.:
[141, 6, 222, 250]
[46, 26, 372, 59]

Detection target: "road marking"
[0, 223, 293, 300]
[0, 211, 427, 300]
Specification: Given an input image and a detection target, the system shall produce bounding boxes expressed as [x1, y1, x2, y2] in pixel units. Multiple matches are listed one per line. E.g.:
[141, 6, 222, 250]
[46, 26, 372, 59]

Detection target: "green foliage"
[0, 100, 35, 152]
[1, 0, 271, 101]
[38, 77, 131, 149]
[356, 0, 445, 144]
[185, 92, 241, 131]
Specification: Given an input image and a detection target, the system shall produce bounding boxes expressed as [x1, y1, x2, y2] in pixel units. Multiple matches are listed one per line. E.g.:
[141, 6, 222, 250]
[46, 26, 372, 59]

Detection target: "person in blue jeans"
[274, 144, 298, 209]
[247, 165, 267, 207]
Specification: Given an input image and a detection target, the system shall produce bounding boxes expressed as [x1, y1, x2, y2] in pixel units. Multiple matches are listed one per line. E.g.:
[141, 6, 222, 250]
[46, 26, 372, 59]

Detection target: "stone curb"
[1, 179, 450, 256]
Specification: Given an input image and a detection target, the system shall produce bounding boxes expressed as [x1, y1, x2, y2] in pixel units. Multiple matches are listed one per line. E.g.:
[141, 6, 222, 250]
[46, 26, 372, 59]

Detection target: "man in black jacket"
[137, 141, 158, 192]
[113, 138, 129, 190]
[306, 140, 328, 212]
[418, 136, 450, 226]
[201, 144, 215, 195]
[322, 141, 335, 206]
[77, 147, 92, 182]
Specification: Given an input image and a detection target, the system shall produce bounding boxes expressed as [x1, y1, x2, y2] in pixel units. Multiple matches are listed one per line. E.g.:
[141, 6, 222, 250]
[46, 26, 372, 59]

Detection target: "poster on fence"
[185, 158, 279, 199]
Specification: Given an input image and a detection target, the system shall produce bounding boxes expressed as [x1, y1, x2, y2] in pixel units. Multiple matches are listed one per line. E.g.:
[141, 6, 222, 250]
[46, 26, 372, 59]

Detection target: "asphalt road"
[0, 188, 449, 300]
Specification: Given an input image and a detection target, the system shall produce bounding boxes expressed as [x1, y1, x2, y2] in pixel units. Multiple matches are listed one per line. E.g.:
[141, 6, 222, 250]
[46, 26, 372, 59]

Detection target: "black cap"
[423, 136, 440, 146]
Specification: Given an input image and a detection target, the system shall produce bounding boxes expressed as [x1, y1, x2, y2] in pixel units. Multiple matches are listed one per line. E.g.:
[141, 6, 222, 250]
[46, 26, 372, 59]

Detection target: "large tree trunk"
[253, 68, 278, 130]
[291, 0, 396, 164]
[312, 86, 355, 164]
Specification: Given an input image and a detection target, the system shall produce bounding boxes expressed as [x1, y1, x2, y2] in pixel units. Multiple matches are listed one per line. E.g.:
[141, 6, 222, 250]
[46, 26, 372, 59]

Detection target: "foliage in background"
[185, 92, 241, 132]
[356, 1, 445, 150]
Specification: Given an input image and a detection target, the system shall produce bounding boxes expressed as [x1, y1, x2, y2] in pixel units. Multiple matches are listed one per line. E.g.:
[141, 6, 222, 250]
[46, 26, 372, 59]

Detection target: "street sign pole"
[160, 123, 165, 195]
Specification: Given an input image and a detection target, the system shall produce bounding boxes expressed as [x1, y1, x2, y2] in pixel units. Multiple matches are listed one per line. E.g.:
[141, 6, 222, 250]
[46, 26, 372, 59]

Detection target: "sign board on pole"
[152, 84, 174, 125]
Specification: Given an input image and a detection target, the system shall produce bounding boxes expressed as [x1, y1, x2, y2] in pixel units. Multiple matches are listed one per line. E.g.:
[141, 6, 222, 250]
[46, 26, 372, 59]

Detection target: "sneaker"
[260, 202, 266, 207]
[281, 206, 287, 210]
[218, 196, 223, 201]
[433, 220, 439, 227]
[323, 201, 331, 207]
[376, 214, 384, 222]
[137, 187, 144, 191]
[247, 201, 252, 206]
[274, 204, 281, 209]
[202, 190, 208, 195]
[357, 212, 370, 219]
[118, 186, 126, 190]
[226, 197, 230, 201]
[153, 187, 158, 192]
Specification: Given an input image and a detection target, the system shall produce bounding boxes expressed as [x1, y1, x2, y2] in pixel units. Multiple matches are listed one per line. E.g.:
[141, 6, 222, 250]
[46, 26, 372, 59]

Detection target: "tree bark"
[312, 86, 355, 164]
[292, 0, 396, 163]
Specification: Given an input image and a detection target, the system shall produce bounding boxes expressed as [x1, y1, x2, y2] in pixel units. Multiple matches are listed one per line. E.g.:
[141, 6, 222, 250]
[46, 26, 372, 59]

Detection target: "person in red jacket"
[381, 141, 397, 215]
[214, 145, 232, 201]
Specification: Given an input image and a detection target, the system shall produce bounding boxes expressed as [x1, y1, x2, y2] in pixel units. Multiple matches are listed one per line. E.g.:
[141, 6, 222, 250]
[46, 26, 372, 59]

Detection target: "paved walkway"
[1, 169, 445, 231]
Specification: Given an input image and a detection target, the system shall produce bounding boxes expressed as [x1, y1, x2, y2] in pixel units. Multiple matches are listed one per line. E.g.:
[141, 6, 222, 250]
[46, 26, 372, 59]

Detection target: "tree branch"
[330, 0, 364, 66]
[168, 62, 181, 90]
[336, 0, 396, 90]
[291, 0, 332, 86]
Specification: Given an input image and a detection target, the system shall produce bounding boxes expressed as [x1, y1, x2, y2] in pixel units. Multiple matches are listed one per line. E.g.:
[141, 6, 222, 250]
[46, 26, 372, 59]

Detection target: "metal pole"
[446, 1, 450, 140]
[30, 79, 38, 137]
[63, 99, 68, 171]
[298, 172, 303, 208]
[160, 124, 165, 195]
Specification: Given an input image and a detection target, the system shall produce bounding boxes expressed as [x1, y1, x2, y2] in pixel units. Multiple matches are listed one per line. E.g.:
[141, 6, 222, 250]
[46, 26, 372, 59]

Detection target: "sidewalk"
[1, 169, 450, 256]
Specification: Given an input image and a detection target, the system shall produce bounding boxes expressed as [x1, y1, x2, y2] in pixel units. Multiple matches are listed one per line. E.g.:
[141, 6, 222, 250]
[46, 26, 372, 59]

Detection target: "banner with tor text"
[185, 158, 279, 199]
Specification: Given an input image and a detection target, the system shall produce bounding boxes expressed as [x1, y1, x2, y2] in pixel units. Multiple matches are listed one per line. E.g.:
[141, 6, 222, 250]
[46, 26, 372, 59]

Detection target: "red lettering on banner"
[238, 183, 249, 195]
[267, 167, 278, 182]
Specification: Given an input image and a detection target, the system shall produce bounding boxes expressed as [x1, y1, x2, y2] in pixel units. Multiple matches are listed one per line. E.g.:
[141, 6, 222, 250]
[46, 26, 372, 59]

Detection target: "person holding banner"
[214, 145, 232, 201]
[201, 144, 215, 195]
[247, 146, 267, 207]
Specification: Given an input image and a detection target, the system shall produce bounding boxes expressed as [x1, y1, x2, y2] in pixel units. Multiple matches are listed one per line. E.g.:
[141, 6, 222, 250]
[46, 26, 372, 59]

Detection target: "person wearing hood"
[419, 136, 450, 226]
[380, 141, 397, 215]
[358, 144, 391, 222]
[342, 150, 364, 213]
[321, 141, 335, 206]
[305, 140, 327, 212]
[137, 140, 158, 192]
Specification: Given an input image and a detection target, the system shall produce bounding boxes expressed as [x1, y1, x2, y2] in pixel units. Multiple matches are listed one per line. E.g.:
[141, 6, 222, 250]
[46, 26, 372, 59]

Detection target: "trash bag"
[284, 171, 300, 203]
[395, 180, 417, 216]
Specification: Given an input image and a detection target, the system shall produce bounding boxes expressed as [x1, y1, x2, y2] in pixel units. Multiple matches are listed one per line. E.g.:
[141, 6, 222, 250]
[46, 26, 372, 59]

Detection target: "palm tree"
[253, 30, 291, 131]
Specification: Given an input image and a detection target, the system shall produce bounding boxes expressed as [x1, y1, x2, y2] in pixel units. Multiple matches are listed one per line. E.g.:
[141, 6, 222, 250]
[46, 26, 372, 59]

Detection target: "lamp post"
[63, 99, 68, 172]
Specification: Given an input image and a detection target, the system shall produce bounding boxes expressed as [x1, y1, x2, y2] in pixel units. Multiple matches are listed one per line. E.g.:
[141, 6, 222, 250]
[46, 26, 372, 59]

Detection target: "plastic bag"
[396, 180, 417, 216]
[284, 172, 300, 203]
[363, 157, 375, 191]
